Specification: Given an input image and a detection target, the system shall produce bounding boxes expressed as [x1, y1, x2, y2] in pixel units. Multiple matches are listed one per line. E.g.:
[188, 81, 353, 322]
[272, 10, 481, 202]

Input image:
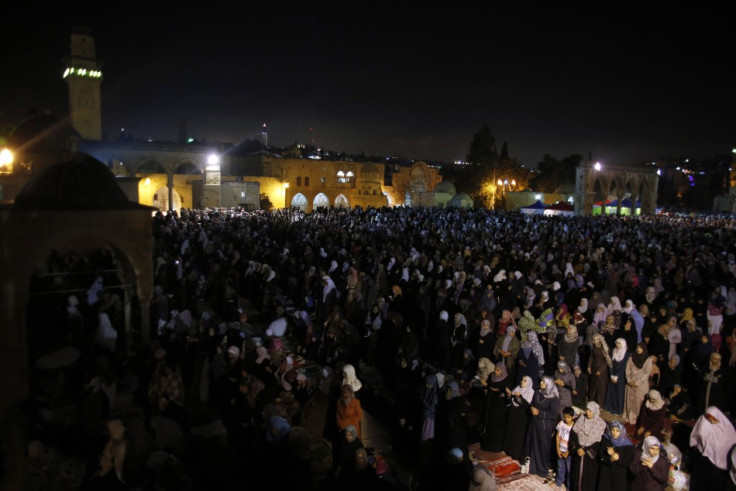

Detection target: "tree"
[530, 153, 582, 193]
[466, 125, 498, 167]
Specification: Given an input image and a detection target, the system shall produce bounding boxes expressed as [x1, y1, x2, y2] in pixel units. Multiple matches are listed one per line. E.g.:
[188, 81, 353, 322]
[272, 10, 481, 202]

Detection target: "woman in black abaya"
[524, 375, 560, 478]
[480, 362, 511, 452]
[504, 375, 534, 461]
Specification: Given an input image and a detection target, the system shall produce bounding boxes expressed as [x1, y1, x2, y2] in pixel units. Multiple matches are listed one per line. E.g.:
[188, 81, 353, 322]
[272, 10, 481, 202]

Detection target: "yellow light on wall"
[0, 148, 13, 166]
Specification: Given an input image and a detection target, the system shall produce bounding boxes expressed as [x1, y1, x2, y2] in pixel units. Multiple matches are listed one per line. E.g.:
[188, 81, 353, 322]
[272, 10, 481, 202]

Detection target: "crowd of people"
[20, 206, 736, 490]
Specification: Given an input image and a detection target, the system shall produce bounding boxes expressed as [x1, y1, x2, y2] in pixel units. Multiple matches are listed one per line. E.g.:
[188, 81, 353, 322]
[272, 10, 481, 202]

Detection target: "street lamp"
[0, 148, 13, 173]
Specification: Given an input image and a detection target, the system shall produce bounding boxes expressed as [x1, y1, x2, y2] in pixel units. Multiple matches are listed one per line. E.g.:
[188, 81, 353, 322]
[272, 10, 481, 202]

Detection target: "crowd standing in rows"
[23, 206, 736, 490]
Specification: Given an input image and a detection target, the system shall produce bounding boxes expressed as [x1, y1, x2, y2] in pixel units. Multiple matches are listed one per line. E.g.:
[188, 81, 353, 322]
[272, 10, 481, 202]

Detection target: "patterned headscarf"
[573, 402, 607, 448]
[592, 334, 613, 369]
[539, 375, 559, 399]
[521, 331, 546, 367]
[605, 420, 633, 447]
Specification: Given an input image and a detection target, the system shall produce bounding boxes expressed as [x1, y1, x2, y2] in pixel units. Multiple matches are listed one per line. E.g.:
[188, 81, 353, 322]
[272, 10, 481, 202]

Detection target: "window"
[305, 176, 310, 187]
[337, 170, 346, 183]
[346, 171, 355, 184]
[296, 176, 302, 186]
[321, 177, 326, 187]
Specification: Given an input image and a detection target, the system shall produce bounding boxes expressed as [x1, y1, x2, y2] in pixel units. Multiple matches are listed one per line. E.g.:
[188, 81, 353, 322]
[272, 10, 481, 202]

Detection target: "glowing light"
[535, 194, 542, 200]
[594, 162, 602, 171]
[0, 148, 13, 166]
[283, 182, 290, 189]
[656, 169, 661, 176]
[206, 154, 220, 170]
[63, 66, 103, 79]
[145, 177, 151, 185]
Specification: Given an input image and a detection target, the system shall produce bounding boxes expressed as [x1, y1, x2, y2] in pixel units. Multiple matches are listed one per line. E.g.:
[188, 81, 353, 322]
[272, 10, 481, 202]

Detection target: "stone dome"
[14, 153, 147, 211]
[449, 192, 473, 208]
[433, 181, 456, 195]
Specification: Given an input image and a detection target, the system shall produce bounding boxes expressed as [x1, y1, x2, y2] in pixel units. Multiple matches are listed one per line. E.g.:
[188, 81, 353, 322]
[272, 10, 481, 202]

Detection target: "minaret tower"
[63, 24, 103, 140]
[259, 123, 268, 147]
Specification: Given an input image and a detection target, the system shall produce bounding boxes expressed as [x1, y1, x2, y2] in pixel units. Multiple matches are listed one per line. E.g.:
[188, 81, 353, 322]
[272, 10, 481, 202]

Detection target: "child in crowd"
[553, 406, 575, 488]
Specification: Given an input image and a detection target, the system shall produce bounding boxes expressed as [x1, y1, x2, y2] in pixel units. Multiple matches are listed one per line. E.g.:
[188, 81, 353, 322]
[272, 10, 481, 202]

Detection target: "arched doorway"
[335, 194, 349, 208]
[290, 193, 308, 211]
[153, 187, 182, 211]
[313, 193, 329, 209]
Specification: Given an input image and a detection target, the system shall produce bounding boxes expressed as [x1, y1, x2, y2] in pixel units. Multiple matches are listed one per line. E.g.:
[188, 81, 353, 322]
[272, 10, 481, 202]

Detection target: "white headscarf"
[511, 375, 535, 406]
[612, 338, 628, 362]
[342, 363, 362, 392]
[689, 406, 736, 470]
[322, 275, 336, 302]
[645, 390, 665, 411]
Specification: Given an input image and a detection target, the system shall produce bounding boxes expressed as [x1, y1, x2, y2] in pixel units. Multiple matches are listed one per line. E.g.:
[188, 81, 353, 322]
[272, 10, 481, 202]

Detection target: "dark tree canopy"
[466, 125, 498, 167]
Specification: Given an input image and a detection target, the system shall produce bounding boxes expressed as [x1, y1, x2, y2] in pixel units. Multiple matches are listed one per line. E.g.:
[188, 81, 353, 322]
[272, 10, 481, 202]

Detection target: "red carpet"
[468, 443, 524, 484]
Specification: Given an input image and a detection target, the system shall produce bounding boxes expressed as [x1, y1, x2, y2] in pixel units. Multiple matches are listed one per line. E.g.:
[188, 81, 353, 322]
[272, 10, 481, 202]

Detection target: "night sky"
[2, 3, 734, 166]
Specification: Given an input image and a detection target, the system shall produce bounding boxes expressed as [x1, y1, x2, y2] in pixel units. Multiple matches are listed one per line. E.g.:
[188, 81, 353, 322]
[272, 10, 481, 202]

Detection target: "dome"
[449, 192, 473, 208]
[433, 181, 456, 195]
[14, 153, 147, 211]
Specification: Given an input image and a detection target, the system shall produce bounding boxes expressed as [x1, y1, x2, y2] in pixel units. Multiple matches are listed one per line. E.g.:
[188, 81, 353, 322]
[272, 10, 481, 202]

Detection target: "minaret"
[63, 24, 103, 140]
[259, 123, 268, 147]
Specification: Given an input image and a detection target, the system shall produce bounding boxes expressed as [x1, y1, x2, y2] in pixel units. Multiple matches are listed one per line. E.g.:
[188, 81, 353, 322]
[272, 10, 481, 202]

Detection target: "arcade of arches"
[575, 164, 659, 215]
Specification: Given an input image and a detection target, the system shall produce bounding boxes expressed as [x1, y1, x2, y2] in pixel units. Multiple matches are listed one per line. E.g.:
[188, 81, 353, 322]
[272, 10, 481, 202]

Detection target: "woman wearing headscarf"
[332, 424, 364, 478]
[636, 390, 666, 439]
[493, 325, 520, 378]
[697, 351, 724, 415]
[524, 375, 560, 479]
[517, 331, 544, 389]
[629, 435, 669, 491]
[480, 363, 511, 452]
[572, 363, 588, 409]
[336, 384, 363, 439]
[554, 360, 576, 417]
[496, 309, 516, 338]
[569, 402, 606, 491]
[623, 343, 653, 424]
[658, 354, 682, 397]
[597, 420, 634, 491]
[435, 380, 470, 464]
[618, 313, 639, 351]
[450, 313, 469, 373]
[503, 375, 534, 461]
[557, 321, 580, 368]
[688, 406, 736, 490]
[318, 275, 338, 324]
[587, 334, 612, 407]
[603, 338, 629, 416]
[593, 303, 608, 329]
[420, 373, 439, 443]
[475, 318, 495, 360]
[342, 363, 362, 395]
[648, 324, 670, 365]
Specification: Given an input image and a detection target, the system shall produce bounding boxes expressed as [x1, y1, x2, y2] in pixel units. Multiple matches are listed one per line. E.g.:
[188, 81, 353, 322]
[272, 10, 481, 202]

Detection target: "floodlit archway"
[153, 187, 182, 211]
[313, 193, 329, 209]
[335, 194, 349, 208]
[290, 193, 308, 211]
